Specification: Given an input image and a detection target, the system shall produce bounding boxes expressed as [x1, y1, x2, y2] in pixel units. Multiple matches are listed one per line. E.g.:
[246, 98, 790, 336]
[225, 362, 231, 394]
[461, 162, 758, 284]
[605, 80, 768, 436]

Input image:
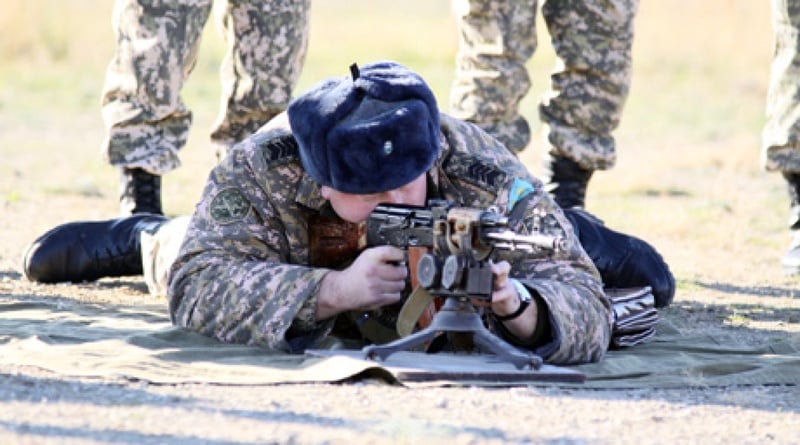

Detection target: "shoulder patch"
[443, 151, 507, 191]
[259, 134, 299, 166]
[508, 178, 535, 211]
[209, 187, 251, 224]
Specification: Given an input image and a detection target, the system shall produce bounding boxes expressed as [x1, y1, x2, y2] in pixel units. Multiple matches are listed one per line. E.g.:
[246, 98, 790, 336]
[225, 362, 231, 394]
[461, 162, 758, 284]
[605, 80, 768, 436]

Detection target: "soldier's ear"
[320, 185, 332, 200]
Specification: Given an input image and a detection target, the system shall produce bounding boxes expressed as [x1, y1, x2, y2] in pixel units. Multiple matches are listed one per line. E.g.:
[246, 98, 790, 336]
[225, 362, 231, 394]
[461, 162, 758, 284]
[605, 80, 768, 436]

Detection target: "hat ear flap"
[289, 78, 361, 186]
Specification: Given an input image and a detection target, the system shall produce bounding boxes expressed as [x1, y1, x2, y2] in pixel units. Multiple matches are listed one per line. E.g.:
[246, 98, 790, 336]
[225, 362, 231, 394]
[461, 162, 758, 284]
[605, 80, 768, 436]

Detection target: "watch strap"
[494, 279, 532, 322]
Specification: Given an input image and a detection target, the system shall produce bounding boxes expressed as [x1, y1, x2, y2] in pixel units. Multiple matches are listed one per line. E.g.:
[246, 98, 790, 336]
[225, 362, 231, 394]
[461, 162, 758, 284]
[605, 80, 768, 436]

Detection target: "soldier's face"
[320, 172, 427, 223]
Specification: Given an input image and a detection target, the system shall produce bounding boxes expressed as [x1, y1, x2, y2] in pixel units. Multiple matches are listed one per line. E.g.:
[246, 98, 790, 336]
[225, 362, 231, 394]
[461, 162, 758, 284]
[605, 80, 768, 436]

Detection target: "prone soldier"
[22, 61, 674, 365]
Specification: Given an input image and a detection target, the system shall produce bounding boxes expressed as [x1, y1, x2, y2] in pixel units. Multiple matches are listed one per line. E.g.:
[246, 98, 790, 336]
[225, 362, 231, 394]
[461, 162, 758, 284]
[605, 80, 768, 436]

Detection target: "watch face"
[513, 279, 532, 303]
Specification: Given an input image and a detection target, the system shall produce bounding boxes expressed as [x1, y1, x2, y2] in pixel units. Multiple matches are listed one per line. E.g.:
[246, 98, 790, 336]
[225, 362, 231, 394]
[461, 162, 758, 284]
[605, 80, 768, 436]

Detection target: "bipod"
[362, 296, 543, 370]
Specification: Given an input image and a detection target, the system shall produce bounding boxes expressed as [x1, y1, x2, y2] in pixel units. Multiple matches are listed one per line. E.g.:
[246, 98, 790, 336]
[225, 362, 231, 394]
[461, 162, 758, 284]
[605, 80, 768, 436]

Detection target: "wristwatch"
[494, 279, 533, 322]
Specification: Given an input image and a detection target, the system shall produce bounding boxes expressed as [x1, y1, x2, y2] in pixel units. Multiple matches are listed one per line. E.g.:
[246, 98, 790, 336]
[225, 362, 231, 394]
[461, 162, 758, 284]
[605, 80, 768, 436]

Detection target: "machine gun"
[361, 200, 570, 370]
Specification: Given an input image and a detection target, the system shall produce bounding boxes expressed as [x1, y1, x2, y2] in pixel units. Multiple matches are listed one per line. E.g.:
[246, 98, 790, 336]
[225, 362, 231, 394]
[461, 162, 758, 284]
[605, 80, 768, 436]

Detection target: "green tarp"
[2, 297, 798, 387]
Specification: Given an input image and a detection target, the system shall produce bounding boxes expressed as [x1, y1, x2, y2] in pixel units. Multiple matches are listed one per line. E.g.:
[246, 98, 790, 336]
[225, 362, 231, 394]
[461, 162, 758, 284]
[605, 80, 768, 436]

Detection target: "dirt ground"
[0, 368, 797, 445]
[2, 120, 800, 445]
[2, 197, 799, 445]
[2, 1, 800, 443]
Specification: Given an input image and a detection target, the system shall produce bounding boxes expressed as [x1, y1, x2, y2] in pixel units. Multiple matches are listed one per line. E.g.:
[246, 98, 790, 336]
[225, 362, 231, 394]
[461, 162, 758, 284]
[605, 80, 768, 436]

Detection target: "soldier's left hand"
[470, 260, 518, 315]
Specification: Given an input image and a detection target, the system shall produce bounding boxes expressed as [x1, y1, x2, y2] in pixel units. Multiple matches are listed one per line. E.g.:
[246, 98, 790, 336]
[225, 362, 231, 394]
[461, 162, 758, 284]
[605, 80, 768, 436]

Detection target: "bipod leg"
[362, 322, 439, 361]
[362, 296, 476, 361]
[470, 325, 543, 370]
[363, 297, 542, 370]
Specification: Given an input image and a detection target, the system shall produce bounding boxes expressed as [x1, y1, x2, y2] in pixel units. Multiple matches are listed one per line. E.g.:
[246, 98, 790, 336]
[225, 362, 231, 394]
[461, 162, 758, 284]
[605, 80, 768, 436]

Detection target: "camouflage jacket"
[167, 113, 612, 364]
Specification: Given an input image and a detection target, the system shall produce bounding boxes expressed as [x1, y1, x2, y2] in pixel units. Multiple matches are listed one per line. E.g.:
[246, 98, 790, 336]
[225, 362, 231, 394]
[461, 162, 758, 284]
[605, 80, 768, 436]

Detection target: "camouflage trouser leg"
[539, 0, 637, 171]
[209, 0, 310, 156]
[450, 0, 538, 153]
[141, 215, 191, 296]
[101, 0, 310, 175]
[763, 0, 800, 174]
[450, 0, 636, 170]
[102, 0, 214, 175]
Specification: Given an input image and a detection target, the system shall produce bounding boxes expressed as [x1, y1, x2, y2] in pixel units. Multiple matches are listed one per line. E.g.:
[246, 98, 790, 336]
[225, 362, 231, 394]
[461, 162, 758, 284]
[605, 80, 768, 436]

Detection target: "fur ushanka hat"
[287, 60, 440, 194]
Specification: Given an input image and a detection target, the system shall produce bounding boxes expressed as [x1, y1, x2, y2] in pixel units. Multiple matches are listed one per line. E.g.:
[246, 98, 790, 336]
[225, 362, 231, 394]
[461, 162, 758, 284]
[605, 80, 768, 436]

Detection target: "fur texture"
[287, 61, 440, 194]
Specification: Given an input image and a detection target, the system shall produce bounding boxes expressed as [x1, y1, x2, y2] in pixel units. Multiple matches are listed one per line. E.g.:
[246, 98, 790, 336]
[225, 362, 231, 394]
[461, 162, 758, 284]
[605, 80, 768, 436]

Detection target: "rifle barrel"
[485, 230, 570, 253]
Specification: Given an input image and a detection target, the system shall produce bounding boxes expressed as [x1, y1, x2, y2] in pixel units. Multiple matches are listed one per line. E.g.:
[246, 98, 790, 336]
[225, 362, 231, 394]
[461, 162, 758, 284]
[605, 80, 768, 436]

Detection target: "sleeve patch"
[209, 187, 252, 224]
[508, 178, 535, 211]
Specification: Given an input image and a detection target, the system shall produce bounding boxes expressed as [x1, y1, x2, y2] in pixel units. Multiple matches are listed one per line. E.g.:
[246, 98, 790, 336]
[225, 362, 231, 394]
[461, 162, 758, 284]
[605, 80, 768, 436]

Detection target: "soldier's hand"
[316, 246, 407, 319]
[470, 260, 516, 313]
[476, 260, 540, 344]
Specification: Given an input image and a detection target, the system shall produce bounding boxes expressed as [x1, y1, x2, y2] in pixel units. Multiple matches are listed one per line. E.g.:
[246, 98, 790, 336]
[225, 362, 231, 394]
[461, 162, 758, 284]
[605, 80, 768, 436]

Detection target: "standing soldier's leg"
[102, 0, 213, 215]
[209, 0, 310, 157]
[763, 0, 800, 274]
[449, 0, 538, 153]
[539, 0, 637, 209]
[781, 172, 800, 273]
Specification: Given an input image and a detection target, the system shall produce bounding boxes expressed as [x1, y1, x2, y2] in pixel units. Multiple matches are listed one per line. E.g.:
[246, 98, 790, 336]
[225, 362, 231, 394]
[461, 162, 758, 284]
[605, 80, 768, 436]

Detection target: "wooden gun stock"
[308, 214, 439, 329]
[308, 214, 366, 269]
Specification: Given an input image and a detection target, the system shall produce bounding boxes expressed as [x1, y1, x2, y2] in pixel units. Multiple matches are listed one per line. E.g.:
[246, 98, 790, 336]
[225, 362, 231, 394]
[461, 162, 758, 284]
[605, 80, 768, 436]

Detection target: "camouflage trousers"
[764, 0, 800, 173]
[141, 215, 191, 296]
[101, 0, 310, 175]
[449, 0, 637, 171]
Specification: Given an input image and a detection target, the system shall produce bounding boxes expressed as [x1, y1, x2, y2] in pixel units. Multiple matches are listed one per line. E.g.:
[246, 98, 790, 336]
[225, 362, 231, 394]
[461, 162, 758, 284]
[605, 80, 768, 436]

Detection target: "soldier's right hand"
[315, 246, 407, 320]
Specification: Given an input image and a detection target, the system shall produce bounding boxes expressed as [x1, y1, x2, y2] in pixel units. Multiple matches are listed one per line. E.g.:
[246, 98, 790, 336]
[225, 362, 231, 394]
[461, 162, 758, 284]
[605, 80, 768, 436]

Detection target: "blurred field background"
[0, 0, 796, 328]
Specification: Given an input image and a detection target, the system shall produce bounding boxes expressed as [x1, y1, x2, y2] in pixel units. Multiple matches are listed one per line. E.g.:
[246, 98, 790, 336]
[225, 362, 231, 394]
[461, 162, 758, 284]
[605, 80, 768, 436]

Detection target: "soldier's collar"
[294, 172, 327, 211]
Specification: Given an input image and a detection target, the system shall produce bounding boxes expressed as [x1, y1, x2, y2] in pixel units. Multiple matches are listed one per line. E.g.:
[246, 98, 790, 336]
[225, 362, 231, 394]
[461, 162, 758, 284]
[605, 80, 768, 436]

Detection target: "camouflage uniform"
[101, 0, 310, 175]
[449, 0, 637, 170]
[167, 113, 612, 365]
[764, 0, 800, 173]
[766, 0, 800, 272]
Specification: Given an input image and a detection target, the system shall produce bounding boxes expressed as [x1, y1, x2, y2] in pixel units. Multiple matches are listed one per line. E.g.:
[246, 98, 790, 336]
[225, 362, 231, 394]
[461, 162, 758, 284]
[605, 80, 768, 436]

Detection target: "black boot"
[22, 214, 169, 283]
[120, 167, 163, 216]
[781, 172, 800, 274]
[542, 153, 594, 209]
[564, 208, 676, 308]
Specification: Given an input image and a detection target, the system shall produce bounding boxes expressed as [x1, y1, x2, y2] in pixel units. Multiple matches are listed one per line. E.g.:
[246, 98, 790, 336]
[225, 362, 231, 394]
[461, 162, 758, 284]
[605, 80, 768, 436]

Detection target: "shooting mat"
[1, 295, 799, 388]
